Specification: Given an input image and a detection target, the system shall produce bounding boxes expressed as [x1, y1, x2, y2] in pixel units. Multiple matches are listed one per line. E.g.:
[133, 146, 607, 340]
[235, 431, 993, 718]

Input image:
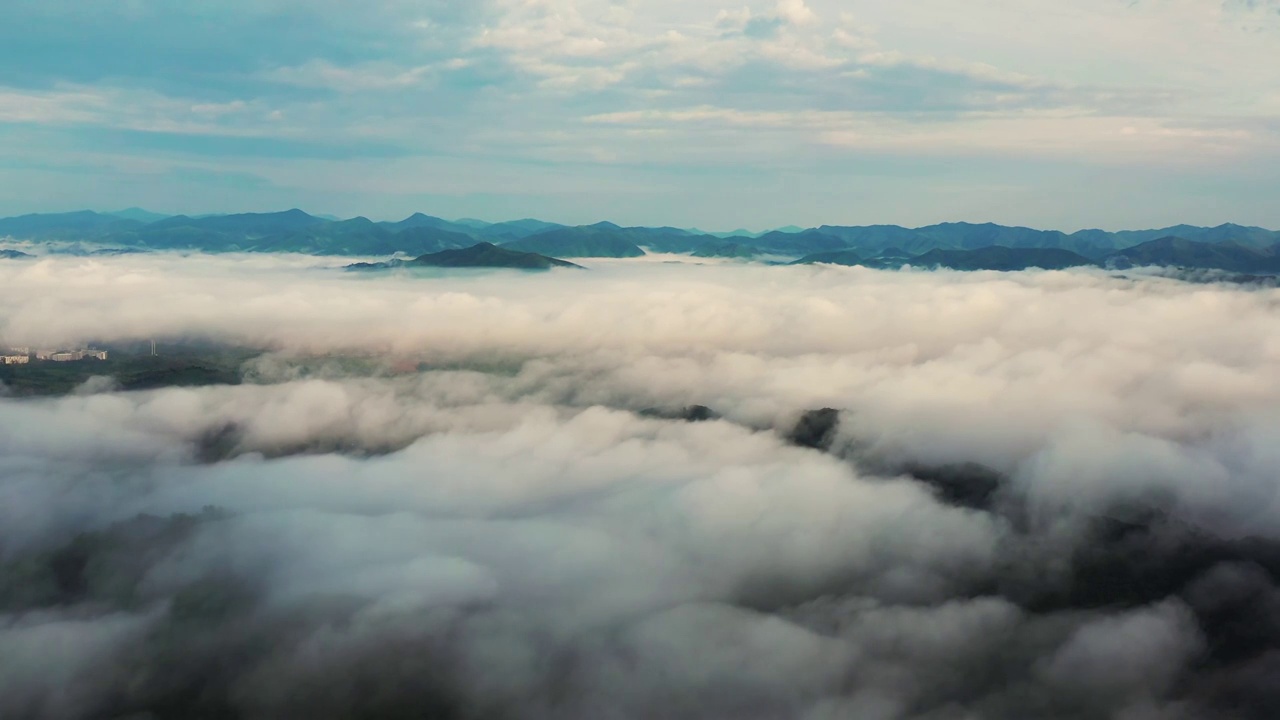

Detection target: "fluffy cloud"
[1, 254, 1279, 717]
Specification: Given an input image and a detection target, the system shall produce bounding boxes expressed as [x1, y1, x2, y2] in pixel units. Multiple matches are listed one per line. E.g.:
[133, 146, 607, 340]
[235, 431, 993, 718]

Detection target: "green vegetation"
[0, 210, 142, 240]
[347, 242, 581, 271]
[502, 223, 648, 257]
[723, 229, 849, 255]
[146, 208, 322, 235]
[108, 207, 170, 223]
[691, 242, 763, 259]
[791, 249, 864, 266]
[910, 246, 1095, 271]
[796, 246, 1095, 271]
[0, 508, 229, 612]
[0, 344, 257, 396]
[1106, 236, 1280, 273]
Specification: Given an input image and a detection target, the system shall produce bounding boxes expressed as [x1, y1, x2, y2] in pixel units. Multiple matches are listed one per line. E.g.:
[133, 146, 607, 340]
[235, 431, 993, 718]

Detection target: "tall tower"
[150, 339, 157, 356]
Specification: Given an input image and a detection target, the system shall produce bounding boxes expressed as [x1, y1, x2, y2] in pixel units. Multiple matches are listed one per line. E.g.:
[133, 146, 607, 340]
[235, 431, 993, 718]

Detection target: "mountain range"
[2, 209, 1278, 274]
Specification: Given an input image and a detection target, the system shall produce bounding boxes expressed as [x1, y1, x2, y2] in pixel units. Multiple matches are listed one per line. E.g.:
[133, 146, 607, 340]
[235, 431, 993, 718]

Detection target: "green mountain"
[815, 224, 935, 254]
[86, 214, 475, 255]
[1110, 224, 1280, 250]
[476, 219, 564, 241]
[380, 212, 472, 235]
[503, 223, 648, 257]
[628, 227, 721, 254]
[0, 249, 34, 259]
[379, 215, 564, 243]
[104, 225, 244, 251]
[98, 210, 329, 250]
[797, 245, 1094, 271]
[868, 247, 915, 264]
[815, 222, 1119, 258]
[918, 222, 1075, 251]
[792, 249, 864, 266]
[348, 242, 581, 271]
[252, 217, 474, 255]
[109, 208, 170, 223]
[0, 211, 142, 240]
[387, 226, 478, 254]
[811, 222, 1136, 258]
[1104, 237, 1280, 273]
[146, 209, 324, 237]
[692, 242, 762, 259]
[696, 228, 757, 239]
[252, 216, 390, 253]
[745, 230, 847, 254]
[912, 246, 1095, 271]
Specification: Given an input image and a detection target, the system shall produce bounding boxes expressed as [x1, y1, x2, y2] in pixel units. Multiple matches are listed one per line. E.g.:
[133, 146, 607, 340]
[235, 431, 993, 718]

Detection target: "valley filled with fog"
[2, 253, 1280, 719]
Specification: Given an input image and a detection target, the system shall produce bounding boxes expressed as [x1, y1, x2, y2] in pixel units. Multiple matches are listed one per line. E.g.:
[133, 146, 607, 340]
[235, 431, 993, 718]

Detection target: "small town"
[1, 346, 108, 364]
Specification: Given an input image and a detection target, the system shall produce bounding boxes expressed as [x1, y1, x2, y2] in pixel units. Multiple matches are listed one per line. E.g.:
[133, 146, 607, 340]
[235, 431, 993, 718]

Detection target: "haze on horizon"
[1, 0, 1279, 231]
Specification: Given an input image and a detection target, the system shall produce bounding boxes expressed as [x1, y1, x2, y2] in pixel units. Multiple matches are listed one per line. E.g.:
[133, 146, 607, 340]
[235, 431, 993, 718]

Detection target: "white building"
[0, 354, 29, 365]
[32, 348, 107, 362]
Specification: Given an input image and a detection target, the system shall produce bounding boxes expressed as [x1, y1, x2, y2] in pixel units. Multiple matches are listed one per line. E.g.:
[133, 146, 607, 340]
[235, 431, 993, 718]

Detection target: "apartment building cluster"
[1, 345, 108, 364]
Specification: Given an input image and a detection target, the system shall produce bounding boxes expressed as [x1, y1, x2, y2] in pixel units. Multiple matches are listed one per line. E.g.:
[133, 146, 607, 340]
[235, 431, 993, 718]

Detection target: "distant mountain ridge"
[109, 208, 170, 223]
[1106, 236, 1280, 273]
[692, 242, 763, 259]
[0, 210, 143, 240]
[793, 246, 1097, 272]
[909, 246, 1095, 271]
[503, 222, 653, 257]
[797, 237, 1280, 273]
[1, 209, 1277, 273]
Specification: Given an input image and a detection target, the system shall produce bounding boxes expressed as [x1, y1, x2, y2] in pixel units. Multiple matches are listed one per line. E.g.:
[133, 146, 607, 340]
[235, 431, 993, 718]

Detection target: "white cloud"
[0, 87, 111, 124]
[0, 83, 281, 138]
[585, 105, 1271, 163]
[1, 254, 1279, 716]
[774, 0, 816, 26]
[260, 60, 437, 92]
[3, 0, 1280, 226]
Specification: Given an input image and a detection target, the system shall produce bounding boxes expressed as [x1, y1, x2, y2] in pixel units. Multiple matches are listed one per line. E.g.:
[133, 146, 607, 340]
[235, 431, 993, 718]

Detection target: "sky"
[0, 0, 1278, 231]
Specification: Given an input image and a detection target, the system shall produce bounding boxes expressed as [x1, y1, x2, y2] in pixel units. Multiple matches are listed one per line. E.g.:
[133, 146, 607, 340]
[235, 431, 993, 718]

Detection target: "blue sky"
[1, 0, 1278, 231]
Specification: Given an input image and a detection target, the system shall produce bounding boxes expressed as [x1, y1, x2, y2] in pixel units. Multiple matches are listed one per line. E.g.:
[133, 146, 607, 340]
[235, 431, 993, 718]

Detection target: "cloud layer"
[0, 0, 1278, 228]
[2, 254, 1280, 718]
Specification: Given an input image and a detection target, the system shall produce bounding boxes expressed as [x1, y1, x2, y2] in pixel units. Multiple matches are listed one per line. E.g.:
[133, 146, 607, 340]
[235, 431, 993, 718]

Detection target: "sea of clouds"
[1, 253, 1279, 719]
